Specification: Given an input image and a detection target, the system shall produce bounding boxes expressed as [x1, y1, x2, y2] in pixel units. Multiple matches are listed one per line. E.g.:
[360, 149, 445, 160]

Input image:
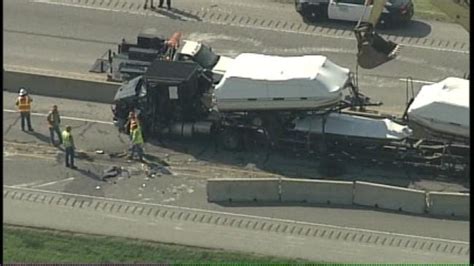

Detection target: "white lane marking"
[32, 177, 75, 188]
[105, 214, 139, 222]
[3, 109, 114, 125]
[30, 0, 469, 54]
[3, 185, 468, 245]
[398, 78, 435, 85]
[11, 180, 49, 188]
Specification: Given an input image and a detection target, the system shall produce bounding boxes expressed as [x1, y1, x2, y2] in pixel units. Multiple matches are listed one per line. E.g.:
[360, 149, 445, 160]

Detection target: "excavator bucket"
[354, 23, 400, 69]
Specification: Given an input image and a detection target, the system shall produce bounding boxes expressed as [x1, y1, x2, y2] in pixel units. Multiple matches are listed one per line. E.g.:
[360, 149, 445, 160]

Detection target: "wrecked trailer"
[111, 56, 469, 176]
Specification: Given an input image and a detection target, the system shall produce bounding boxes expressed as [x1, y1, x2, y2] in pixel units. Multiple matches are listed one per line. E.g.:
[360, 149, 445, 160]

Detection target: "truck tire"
[300, 5, 328, 23]
[219, 128, 242, 151]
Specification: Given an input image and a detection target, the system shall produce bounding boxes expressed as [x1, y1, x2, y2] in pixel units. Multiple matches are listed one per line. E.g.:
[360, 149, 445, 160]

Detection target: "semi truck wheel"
[219, 129, 242, 151]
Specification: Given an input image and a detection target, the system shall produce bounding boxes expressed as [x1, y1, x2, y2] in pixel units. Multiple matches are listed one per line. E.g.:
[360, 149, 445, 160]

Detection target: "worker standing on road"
[15, 88, 34, 132]
[159, 0, 171, 9]
[124, 111, 139, 138]
[129, 123, 145, 162]
[47, 105, 62, 146]
[143, 0, 154, 9]
[62, 126, 77, 169]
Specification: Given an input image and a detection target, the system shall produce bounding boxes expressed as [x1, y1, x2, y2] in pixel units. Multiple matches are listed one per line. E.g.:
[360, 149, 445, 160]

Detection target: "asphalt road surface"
[3, 93, 469, 243]
[3, 1, 470, 262]
[4, 0, 470, 114]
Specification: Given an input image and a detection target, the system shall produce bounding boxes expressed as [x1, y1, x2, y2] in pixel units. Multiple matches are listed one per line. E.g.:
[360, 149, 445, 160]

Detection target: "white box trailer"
[213, 53, 350, 111]
[407, 77, 469, 140]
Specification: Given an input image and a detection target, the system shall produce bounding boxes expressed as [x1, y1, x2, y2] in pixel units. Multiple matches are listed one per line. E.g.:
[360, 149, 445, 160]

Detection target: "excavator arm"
[354, 0, 400, 69]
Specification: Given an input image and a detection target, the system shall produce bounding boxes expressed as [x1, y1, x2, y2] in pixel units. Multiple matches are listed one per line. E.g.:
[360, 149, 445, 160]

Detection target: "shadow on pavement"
[152, 7, 202, 21]
[303, 19, 432, 38]
[146, 137, 469, 189]
[26, 131, 51, 144]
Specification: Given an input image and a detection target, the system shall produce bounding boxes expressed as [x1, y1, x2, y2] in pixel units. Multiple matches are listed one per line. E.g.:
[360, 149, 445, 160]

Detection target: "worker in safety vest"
[128, 123, 145, 162]
[62, 125, 77, 169]
[15, 88, 34, 132]
[47, 105, 62, 145]
[124, 111, 139, 137]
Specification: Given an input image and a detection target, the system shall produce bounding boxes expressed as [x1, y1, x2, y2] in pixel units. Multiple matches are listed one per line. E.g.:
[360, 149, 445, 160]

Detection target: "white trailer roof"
[293, 113, 412, 140]
[214, 53, 350, 111]
[407, 77, 469, 138]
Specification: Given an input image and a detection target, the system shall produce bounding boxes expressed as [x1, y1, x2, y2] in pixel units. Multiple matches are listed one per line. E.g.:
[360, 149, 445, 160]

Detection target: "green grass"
[4, 225, 316, 264]
[430, 0, 470, 31]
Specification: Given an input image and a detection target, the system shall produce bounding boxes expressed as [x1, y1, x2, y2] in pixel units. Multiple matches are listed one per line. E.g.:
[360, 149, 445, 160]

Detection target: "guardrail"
[3, 66, 120, 104]
[207, 178, 469, 220]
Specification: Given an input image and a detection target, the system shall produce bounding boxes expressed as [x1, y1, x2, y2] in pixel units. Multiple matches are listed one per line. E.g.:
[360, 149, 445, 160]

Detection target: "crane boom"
[367, 0, 387, 26]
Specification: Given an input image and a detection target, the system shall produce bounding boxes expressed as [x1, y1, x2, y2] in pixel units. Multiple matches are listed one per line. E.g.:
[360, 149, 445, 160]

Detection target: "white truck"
[294, 0, 414, 26]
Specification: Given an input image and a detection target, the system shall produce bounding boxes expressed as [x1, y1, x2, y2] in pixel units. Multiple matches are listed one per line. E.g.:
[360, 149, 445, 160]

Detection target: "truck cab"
[295, 0, 413, 26]
[174, 40, 234, 81]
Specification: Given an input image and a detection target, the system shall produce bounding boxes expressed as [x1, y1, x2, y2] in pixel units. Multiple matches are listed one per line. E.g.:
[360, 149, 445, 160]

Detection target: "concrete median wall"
[427, 192, 470, 218]
[4, 69, 119, 104]
[353, 181, 427, 214]
[280, 178, 353, 205]
[207, 178, 280, 202]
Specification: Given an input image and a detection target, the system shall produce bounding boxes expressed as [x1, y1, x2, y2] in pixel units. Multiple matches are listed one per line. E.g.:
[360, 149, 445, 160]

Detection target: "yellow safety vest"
[131, 126, 144, 145]
[17, 96, 32, 112]
[62, 131, 73, 148]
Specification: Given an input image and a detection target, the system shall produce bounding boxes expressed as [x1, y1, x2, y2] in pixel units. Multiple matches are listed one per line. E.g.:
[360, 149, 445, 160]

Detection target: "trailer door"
[328, 0, 372, 22]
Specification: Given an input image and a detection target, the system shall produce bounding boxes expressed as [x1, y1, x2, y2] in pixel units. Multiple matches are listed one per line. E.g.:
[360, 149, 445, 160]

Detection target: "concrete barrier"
[207, 178, 280, 202]
[4, 69, 119, 104]
[353, 181, 427, 214]
[427, 192, 470, 219]
[280, 178, 353, 205]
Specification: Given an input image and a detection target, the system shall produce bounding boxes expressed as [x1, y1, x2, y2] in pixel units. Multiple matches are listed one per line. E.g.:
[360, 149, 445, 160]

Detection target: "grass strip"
[4, 225, 316, 264]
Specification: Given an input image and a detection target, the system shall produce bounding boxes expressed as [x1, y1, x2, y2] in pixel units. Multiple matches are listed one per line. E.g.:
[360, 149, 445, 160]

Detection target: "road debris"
[144, 162, 172, 177]
[95, 185, 101, 190]
[102, 166, 121, 180]
[96, 150, 105, 154]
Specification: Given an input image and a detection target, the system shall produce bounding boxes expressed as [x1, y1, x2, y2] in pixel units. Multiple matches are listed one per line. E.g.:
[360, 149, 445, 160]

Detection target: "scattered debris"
[162, 197, 176, 203]
[142, 183, 146, 188]
[95, 185, 101, 190]
[76, 151, 93, 161]
[144, 162, 172, 177]
[102, 166, 122, 180]
[143, 154, 170, 166]
[109, 152, 128, 158]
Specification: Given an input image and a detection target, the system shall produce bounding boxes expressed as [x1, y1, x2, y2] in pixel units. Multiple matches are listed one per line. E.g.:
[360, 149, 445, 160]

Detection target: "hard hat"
[19, 88, 27, 96]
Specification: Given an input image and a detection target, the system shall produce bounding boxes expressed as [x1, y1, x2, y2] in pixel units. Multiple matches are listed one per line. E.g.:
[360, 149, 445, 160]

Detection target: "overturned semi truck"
[112, 54, 469, 175]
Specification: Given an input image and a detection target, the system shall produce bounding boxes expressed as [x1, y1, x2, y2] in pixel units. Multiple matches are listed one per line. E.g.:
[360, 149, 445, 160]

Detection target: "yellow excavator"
[354, 0, 400, 69]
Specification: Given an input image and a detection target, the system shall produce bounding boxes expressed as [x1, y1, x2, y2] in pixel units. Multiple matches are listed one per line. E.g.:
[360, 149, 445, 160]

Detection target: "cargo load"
[407, 77, 469, 140]
[293, 112, 412, 140]
[214, 53, 350, 111]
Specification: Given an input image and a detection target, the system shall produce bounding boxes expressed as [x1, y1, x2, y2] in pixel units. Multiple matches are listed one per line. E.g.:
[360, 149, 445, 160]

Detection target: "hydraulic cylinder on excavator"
[354, 0, 400, 69]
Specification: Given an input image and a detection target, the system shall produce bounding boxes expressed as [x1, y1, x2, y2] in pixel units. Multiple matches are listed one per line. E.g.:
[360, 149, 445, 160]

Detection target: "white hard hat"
[19, 88, 27, 96]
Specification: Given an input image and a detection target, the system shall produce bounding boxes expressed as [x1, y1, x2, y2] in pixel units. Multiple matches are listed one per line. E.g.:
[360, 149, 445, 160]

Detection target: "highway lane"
[3, 0, 470, 114]
[3, 92, 469, 242]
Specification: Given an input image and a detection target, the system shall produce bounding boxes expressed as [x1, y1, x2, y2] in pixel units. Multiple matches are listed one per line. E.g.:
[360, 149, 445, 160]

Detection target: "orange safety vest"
[17, 96, 32, 112]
